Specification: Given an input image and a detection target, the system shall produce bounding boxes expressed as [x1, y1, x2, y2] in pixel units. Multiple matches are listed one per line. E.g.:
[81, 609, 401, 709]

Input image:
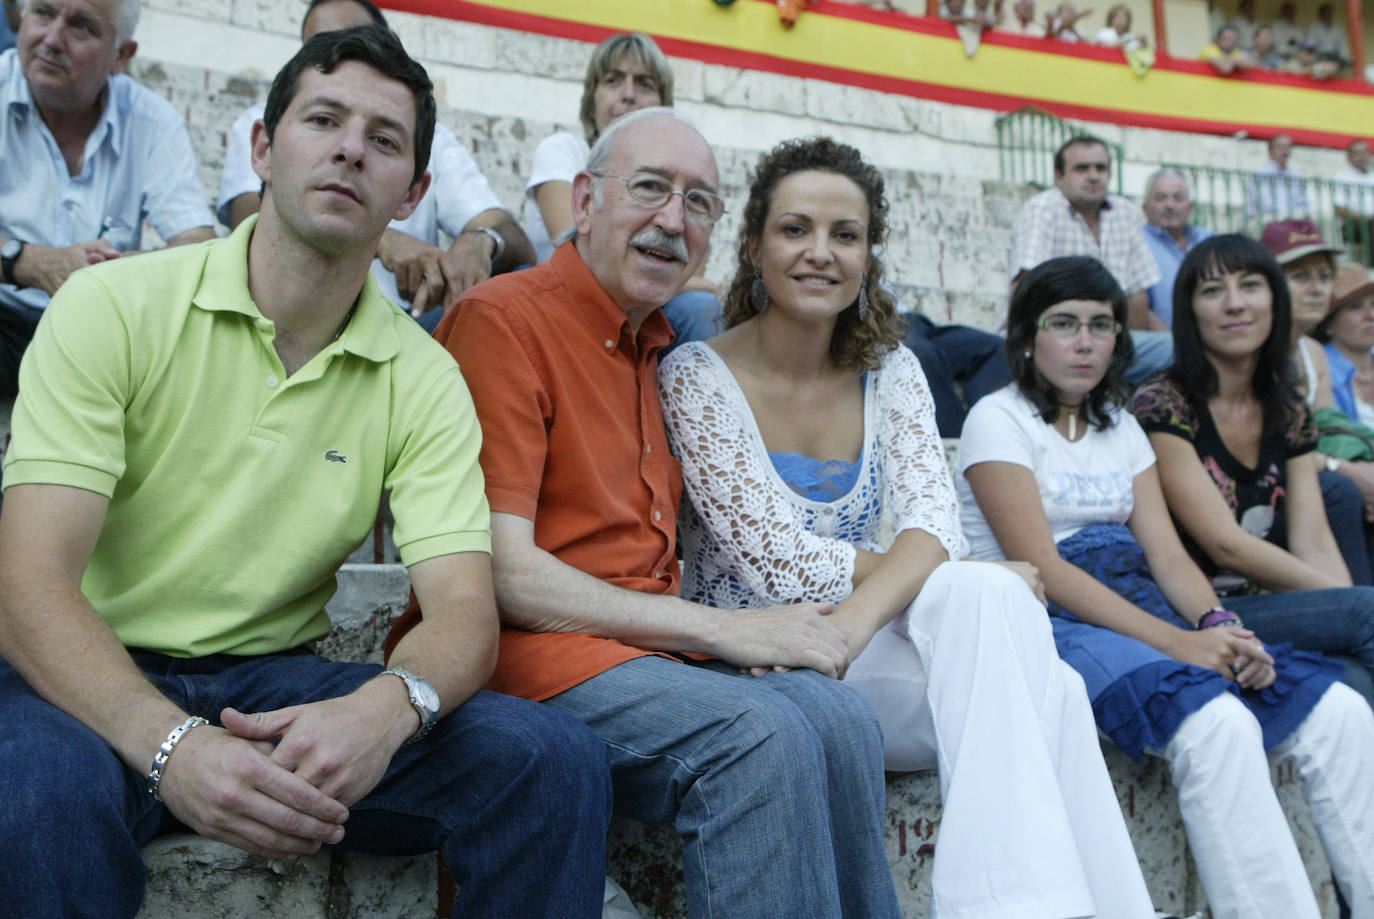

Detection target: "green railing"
[995, 106, 1124, 195]
[1162, 163, 1374, 266]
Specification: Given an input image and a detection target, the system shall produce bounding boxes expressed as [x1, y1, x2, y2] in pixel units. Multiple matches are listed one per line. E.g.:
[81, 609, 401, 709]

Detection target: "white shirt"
[956, 387, 1155, 559]
[218, 103, 501, 309]
[1334, 164, 1374, 217]
[523, 131, 590, 265]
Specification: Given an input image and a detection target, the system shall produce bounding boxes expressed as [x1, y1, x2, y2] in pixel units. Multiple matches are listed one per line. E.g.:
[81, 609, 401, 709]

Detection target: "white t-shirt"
[523, 131, 590, 265]
[955, 387, 1156, 559]
[218, 103, 502, 308]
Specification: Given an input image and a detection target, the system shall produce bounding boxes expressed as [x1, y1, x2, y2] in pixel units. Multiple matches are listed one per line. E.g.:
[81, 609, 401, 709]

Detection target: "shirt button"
[654, 570, 663, 579]
[645, 443, 652, 454]
[605, 339, 615, 350]
[266, 375, 279, 388]
[654, 510, 662, 521]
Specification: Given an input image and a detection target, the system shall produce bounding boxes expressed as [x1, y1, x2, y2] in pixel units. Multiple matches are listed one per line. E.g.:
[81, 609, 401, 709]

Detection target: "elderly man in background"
[1336, 138, 1374, 267]
[0, 0, 213, 400]
[1141, 168, 1213, 329]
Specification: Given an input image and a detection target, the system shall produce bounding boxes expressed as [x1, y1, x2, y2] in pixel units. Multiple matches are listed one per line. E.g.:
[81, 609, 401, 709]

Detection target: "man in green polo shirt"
[0, 24, 609, 918]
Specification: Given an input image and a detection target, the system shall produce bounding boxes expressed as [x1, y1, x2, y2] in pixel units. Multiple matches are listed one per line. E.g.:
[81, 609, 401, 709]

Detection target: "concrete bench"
[133, 564, 1340, 918]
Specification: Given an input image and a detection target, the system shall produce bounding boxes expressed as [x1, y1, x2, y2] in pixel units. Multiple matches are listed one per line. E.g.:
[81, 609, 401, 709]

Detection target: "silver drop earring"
[751, 272, 768, 312]
[857, 281, 870, 320]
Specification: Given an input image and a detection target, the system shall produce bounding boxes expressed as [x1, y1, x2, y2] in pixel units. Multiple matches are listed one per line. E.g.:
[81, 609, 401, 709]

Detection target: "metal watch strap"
[382, 668, 439, 744]
[470, 225, 505, 264]
[146, 715, 209, 800]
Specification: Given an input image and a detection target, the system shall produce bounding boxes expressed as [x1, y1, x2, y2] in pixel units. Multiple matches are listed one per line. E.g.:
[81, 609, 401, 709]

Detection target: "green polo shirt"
[3, 217, 490, 657]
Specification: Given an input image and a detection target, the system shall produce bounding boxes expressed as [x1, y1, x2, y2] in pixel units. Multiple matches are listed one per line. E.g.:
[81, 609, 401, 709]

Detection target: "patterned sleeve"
[1286, 401, 1319, 457]
[1007, 193, 1055, 283]
[659, 343, 857, 604]
[1128, 375, 1198, 442]
[876, 346, 967, 560]
[1122, 206, 1162, 295]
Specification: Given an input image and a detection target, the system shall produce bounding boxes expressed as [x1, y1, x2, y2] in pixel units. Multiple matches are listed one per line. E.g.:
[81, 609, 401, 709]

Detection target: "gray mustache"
[630, 229, 689, 262]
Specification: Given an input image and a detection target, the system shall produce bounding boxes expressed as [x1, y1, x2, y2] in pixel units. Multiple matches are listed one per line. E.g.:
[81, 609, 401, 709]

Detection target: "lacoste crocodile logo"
[324, 450, 348, 464]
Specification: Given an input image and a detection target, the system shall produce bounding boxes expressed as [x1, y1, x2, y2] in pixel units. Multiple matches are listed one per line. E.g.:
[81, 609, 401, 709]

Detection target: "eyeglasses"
[1036, 315, 1122, 339]
[593, 172, 726, 223]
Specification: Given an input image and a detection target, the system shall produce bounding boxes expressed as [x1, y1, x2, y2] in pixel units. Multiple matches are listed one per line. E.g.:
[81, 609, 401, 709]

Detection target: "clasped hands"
[154, 677, 418, 859]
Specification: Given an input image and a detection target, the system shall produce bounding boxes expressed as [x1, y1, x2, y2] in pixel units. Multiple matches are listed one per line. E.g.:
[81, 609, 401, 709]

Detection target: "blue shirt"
[0, 49, 213, 320]
[1324, 341, 1366, 421]
[1144, 222, 1213, 327]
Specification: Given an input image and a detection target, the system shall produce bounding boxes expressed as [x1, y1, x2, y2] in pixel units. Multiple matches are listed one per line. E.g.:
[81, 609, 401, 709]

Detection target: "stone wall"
[130, 0, 1352, 331]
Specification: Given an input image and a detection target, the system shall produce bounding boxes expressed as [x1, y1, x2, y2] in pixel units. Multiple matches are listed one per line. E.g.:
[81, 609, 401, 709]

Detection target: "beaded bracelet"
[146, 715, 209, 800]
[1196, 607, 1244, 630]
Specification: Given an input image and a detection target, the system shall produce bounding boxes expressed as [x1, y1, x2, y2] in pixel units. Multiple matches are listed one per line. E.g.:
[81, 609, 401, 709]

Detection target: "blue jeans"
[660, 289, 723, 358]
[1268, 470, 1374, 586]
[1125, 330, 1174, 384]
[545, 656, 900, 919]
[0, 650, 611, 919]
[902, 313, 1008, 437]
[1230, 587, 1374, 712]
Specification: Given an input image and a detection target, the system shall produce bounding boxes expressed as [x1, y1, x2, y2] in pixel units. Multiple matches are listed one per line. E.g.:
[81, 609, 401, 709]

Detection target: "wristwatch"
[2, 238, 25, 286]
[469, 225, 505, 264]
[382, 667, 440, 743]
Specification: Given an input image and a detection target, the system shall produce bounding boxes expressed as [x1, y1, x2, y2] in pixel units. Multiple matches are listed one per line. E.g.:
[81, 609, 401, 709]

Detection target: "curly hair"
[1005, 256, 1134, 431]
[721, 137, 904, 371]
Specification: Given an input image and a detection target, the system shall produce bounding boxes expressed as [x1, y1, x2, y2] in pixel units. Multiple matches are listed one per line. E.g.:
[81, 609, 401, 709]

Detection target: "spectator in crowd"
[1142, 168, 1213, 328]
[962, 252, 1374, 918]
[1225, 0, 1258, 50]
[900, 301, 1010, 437]
[1259, 219, 1374, 589]
[1008, 134, 1172, 381]
[1335, 139, 1374, 266]
[1000, 0, 1046, 37]
[1250, 24, 1283, 69]
[1319, 265, 1374, 428]
[403, 107, 903, 919]
[1270, 1, 1303, 60]
[524, 32, 720, 352]
[1199, 25, 1253, 76]
[661, 136, 1156, 919]
[1046, 2, 1090, 42]
[1248, 133, 1309, 221]
[218, 0, 533, 324]
[1306, 2, 1350, 68]
[1094, 4, 1148, 50]
[1286, 39, 1340, 81]
[943, 0, 999, 54]
[0, 0, 214, 401]
[0, 25, 612, 918]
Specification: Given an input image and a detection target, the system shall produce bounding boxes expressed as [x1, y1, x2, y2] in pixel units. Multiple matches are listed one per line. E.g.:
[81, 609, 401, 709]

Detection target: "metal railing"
[995, 106, 1124, 194]
[1162, 163, 1374, 266]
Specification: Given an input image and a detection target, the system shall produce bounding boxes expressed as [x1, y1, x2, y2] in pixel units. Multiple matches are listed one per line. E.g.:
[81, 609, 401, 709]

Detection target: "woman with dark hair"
[960, 254, 1374, 918]
[1130, 235, 1374, 711]
[661, 140, 1154, 918]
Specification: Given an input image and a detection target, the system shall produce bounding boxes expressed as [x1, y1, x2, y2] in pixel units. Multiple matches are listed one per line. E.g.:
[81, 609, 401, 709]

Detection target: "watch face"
[2, 239, 20, 260]
[412, 678, 440, 720]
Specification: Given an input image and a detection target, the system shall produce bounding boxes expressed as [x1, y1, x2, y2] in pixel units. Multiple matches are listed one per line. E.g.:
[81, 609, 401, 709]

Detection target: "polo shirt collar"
[549, 240, 674, 351]
[191, 215, 400, 363]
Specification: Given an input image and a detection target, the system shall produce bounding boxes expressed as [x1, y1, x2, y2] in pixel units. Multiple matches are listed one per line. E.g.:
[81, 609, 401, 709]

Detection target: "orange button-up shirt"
[435, 241, 684, 700]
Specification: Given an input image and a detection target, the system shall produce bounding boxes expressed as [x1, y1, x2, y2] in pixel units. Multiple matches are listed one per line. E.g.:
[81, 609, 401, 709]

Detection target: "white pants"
[1157, 684, 1374, 919]
[843, 561, 1154, 919]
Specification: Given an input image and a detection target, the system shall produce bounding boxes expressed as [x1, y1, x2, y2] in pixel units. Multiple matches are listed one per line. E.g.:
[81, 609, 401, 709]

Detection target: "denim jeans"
[1230, 586, 1374, 712]
[660, 289, 723, 358]
[1124, 330, 1174, 384]
[902, 313, 1009, 437]
[0, 650, 612, 919]
[1268, 470, 1374, 586]
[545, 656, 901, 919]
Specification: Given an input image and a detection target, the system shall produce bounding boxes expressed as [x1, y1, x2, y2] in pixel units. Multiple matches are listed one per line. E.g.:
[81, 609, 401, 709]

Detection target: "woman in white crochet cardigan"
[657, 137, 1155, 919]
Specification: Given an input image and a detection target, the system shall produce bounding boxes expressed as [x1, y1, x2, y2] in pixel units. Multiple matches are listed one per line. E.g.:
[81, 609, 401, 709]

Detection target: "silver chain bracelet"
[145, 715, 209, 800]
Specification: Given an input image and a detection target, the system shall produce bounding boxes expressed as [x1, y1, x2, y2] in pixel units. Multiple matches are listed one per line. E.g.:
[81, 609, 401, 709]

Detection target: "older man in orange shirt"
[420, 108, 899, 918]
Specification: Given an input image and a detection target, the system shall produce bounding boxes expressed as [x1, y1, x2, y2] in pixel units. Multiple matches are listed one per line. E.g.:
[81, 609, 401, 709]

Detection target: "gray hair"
[1143, 167, 1192, 202]
[20, 0, 140, 44]
[558, 107, 707, 243]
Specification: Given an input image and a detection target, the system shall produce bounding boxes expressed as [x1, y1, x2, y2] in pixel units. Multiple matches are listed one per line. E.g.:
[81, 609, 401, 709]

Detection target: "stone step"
[133, 565, 1340, 918]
